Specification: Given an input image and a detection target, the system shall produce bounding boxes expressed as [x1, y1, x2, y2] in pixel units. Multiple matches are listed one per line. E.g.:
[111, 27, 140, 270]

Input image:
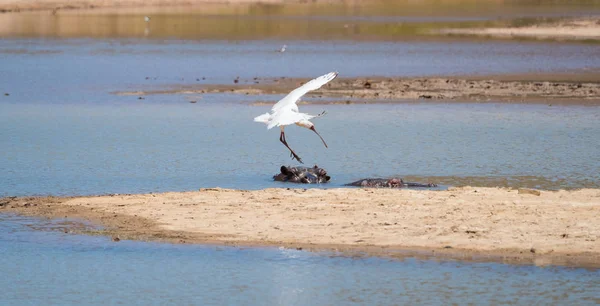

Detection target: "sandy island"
[3, 187, 600, 267]
[119, 72, 600, 105]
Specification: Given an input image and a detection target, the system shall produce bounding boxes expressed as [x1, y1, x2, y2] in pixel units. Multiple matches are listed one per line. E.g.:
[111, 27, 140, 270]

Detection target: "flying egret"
[254, 71, 338, 163]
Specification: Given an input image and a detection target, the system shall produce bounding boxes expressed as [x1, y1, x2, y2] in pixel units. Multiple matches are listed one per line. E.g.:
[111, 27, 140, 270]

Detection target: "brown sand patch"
[121, 73, 600, 105]
[3, 187, 600, 267]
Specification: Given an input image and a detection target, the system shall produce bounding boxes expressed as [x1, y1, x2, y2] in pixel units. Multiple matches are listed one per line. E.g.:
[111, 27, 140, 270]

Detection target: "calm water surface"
[1, 39, 600, 195]
[1, 214, 599, 305]
[1, 100, 599, 196]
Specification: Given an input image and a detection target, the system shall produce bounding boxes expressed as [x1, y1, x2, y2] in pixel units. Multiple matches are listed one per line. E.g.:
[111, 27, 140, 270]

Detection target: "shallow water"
[1, 213, 599, 305]
[1, 99, 599, 196]
[2, 39, 600, 92]
[1, 38, 600, 195]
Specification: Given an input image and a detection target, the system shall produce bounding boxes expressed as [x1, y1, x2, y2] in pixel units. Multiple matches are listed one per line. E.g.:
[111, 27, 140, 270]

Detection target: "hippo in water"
[273, 165, 330, 184]
[273, 165, 436, 187]
[345, 178, 437, 188]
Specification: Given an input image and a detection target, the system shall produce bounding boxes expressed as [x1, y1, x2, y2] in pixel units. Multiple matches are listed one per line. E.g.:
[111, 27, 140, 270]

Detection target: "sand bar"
[3, 187, 600, 267]
[438, 18, 600, 41]
[119, 73, 600, 105]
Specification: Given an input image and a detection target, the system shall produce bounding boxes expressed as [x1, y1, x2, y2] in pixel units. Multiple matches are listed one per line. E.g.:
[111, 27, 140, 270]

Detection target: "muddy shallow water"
[2, 1, 600, 40]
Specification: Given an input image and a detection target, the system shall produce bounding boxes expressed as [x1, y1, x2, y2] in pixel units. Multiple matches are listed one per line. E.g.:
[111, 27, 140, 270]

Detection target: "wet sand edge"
[2, 188, 599, 269]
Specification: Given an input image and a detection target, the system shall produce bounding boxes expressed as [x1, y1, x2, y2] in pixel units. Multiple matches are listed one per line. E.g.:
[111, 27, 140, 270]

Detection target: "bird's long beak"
[310, 126, 328, 148]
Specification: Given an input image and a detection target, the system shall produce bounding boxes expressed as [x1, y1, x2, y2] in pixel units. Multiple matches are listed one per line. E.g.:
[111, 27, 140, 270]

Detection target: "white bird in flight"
[254, 71, 338, 164]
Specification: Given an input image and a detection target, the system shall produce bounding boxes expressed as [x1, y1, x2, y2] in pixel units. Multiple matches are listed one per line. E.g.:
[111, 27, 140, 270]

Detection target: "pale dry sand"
[439, 18, 600, 41]
[3, 187, 600, 267]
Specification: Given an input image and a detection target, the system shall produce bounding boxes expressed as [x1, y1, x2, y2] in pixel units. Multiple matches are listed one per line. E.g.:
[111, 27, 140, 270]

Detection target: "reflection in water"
[1, 213, 599, 305]
[1, 2, 600, 40]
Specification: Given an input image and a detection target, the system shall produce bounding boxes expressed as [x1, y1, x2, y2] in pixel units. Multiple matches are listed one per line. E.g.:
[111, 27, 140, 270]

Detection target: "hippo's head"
[387, 178, 404, 188]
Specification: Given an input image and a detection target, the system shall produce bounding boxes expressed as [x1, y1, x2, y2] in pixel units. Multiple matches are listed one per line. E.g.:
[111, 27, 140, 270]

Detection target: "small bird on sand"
[254, 72, 338, 163]
[144, 16, 151, 23]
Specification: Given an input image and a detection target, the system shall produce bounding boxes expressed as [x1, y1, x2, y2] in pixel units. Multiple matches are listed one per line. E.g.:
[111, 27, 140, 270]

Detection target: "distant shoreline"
[3, 187, 600, 268]
[0, 0, 295, 13]
[2, 1, 599, 42]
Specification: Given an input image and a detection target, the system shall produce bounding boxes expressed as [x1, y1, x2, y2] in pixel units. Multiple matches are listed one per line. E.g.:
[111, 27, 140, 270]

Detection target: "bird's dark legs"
[279, 130, 304, 164]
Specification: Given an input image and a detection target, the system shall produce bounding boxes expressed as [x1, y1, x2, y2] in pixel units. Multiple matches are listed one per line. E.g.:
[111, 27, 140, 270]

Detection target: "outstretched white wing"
[271, 71, 338, 113]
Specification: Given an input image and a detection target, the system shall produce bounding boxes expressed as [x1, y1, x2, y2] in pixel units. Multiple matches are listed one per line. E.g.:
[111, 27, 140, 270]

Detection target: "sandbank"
[3, 187, 599, 267]
[119, 72, 600, 105]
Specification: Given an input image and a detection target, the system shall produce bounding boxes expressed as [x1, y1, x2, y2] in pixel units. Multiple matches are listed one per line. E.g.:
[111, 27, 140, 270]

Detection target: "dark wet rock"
[345, 178, 437, 188]
[364, 81, 372, 89]
[274, 165, 330, 184]
[138, 96, 145, 100]
[112, 236, 121, 242]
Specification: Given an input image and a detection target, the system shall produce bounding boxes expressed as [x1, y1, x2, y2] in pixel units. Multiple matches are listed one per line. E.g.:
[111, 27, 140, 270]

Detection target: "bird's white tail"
[253, 112, 271, 124]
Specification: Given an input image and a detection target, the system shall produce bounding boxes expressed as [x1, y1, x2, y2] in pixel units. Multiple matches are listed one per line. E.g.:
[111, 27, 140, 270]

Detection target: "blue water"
[1, 39, 600, 195]
[1, 99, 599, 196]
[2, 39, 600, 101]
[1, 214, 599, 305]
